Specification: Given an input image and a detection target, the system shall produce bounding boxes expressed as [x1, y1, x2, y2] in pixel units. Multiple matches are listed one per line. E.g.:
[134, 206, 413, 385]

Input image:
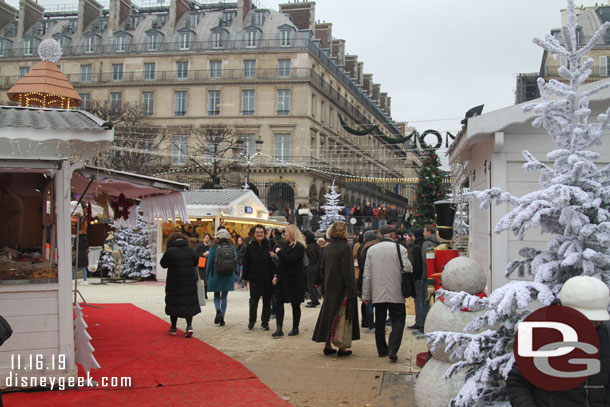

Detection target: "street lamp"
[244, 135, 263, 188]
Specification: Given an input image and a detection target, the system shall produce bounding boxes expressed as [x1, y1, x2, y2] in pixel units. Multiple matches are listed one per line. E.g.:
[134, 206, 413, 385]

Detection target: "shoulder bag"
[396, 243, 416, 299]
[195, 267, 206, 306]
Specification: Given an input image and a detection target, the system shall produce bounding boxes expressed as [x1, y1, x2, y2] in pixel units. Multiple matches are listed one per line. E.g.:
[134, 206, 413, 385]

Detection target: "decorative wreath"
[110, 193, 134, 221]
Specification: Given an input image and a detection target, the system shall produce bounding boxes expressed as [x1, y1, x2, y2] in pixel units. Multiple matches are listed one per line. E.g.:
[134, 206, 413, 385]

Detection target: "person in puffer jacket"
[507, 276, 610, 406]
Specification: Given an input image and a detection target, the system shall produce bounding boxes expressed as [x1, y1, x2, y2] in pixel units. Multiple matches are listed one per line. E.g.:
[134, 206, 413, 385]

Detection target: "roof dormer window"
[115, 35, 127, 52]
[244, 26, 261, 48]
[253, 10, 267, 26]
[23, 38, 37, 56]
[277, 24, 296, 47]
[220, 11, 235, 27]
[83, 34, 98, 53]
[188, 13, 202, 28]
[146, 30, 162, 51]
[211, 27, 228, 49]
[178, 29, 194, 50]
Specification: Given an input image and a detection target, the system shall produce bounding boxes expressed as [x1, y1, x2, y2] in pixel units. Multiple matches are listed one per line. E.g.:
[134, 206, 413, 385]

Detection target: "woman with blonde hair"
[312, 221, 360, 356]
[271, 224, 306, 338]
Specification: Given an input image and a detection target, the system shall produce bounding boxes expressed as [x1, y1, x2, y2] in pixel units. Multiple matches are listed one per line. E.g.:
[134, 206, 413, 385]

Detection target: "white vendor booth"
[0, 106, 114, 388]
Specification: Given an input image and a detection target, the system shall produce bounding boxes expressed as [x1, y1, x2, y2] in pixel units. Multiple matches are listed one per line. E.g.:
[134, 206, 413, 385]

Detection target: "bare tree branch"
[189, 124, 243, 187]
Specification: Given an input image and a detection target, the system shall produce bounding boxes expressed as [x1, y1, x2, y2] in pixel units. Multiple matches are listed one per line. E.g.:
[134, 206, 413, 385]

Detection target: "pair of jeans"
[72, 265, 87, 281]
[213, 291, 228, 316]
[374, 303, 406, 356]
[235, 265, 243, 285]
[249, 295, 271, 325]
[414, 279, 430, 328]
[366, 302, 375, 330]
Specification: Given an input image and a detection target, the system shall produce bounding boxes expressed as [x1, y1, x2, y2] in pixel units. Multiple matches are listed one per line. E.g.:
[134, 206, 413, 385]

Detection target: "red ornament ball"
[421, 195, 424, 198]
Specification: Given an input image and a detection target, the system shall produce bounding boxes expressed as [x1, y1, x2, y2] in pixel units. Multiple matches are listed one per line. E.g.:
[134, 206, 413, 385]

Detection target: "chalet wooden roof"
[7, 61, 81, 109]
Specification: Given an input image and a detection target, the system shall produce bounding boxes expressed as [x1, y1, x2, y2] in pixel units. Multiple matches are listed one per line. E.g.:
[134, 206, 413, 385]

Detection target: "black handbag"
[0, 315, 13, 346]
[396, 243, 416, 299]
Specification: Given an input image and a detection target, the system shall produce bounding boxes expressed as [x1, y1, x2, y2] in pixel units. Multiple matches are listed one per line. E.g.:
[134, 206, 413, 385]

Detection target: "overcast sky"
[6, 0, 575, 135]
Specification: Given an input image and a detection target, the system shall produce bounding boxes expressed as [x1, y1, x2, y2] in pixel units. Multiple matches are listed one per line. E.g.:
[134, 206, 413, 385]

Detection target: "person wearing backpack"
[271, 224, 306, 338]
[206, 228, 237, 327]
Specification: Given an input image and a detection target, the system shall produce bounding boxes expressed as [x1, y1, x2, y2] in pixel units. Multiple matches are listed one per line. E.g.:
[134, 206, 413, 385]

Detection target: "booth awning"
[72, 166, 190, 227]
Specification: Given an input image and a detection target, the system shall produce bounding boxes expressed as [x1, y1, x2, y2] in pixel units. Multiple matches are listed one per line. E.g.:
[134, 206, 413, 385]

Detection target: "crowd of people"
[159, 217, 442, 363]
[267, 201, 415, 235]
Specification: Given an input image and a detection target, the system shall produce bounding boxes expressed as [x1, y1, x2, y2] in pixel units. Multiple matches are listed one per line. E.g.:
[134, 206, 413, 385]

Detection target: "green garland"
[338, 115, 382, 136]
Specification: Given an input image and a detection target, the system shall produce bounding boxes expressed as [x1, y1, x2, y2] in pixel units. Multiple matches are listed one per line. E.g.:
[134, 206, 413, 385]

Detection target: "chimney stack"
[168, 0, 191, 31]
[237, 0, 252, 23]
[108, 0, 131, 33]
[279, 1, 315, 31]
[17, 0, 43, 40]
[76, 0, 103, 37]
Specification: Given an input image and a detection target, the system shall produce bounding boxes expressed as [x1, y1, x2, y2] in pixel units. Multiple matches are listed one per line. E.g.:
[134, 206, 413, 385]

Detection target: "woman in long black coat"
[160, 233, 200, 338]
[272, 224, 306, 338]
[312, 221, 360, 356]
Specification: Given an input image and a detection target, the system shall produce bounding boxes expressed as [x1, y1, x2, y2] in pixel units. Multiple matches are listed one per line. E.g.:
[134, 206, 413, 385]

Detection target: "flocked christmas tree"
[74, 302, 100, 381]
[414, 151, 446, 226]
[318, 180, 345, 232]
[100, 214, 155, 278]
[427, 2, 610, 405]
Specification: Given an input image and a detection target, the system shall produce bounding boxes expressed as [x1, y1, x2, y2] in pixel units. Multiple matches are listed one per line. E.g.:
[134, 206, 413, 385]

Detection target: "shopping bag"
[330, 299, 353, 348]
[195, 267, 206, 306]
[198, 256, 207, 268]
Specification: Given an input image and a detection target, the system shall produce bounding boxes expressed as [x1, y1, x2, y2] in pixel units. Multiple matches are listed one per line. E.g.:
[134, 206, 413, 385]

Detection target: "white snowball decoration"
[441, 256, 487, 294]
[38, 39, 63, 63]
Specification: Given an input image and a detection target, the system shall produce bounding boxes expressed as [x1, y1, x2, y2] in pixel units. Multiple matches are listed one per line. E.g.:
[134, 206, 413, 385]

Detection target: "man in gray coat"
[362, 225, 412, 362]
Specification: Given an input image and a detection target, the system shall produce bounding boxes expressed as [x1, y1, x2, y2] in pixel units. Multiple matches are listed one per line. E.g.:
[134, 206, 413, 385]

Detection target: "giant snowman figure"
[414, 256, 487, 407]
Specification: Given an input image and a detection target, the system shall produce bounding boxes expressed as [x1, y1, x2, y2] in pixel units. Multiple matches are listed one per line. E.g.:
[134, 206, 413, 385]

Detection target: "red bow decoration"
[110, 193, 134, 221]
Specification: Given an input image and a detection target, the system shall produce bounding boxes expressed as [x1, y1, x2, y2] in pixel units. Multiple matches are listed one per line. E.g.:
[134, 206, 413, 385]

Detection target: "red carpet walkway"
[4, 303, 292, 407]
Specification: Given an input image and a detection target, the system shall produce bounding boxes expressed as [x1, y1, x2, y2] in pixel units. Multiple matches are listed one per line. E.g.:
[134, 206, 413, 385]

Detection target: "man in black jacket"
[507, 276, 610, 406]
[242, 224, 276, 331]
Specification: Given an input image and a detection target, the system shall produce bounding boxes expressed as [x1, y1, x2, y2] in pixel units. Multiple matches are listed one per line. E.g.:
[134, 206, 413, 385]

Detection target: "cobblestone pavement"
[78, 280, 428, 406]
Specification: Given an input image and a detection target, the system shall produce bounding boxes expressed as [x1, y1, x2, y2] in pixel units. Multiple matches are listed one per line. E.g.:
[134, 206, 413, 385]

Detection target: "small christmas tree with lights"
[318, 180, 345, 232]
[413, 151, 446, 225]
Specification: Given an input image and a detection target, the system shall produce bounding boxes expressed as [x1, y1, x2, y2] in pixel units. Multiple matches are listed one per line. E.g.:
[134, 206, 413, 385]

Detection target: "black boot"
[214, 310, 221, 324]
[287, 327, 299, 336]
[272, 325, 284, 338]
[219, 315, 225, 327]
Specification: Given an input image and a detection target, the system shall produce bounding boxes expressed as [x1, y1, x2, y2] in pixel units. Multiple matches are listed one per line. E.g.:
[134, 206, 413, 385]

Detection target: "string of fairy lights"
[108, 145, 450, 184]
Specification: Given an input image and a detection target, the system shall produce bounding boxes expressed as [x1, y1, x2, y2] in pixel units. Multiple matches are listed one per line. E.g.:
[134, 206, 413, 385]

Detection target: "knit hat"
[364, 230, 377, 242]
[413, 229, 424, 239]
[560, 276, 610, 321]
[216, 229, 231, 240]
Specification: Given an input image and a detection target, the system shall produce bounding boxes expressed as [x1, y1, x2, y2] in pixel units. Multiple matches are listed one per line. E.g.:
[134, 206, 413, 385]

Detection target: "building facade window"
[79, 93, 91, 110]
[242, 133, 256, 156]
[189, 13, 201, 28]
[19, 66, 30, 78]
[280, 29, 292, 46]
[245, 30, 257, 48]
[144, 62, 156, 80]
[110, 92, 123, 110]
[329, 107, 334, 128]
[80, 64, 92, 82]
[253, 11, 265, 26]
[23, 39, 34, 56]
[142, 91, 154, 116]
[601, 56, 610, 76]
[321, 100, 326, 124]
[112, 63, 124, 81]
[274, 133, 290, 162]
[278, 59, 290, 78]
[208, 90, 221, 115]
[115, 35, 126, 52]
[146, 33, 158, 51]
[244, 60, 256, 78]
[176, 61, 188, 79]
[311, 94, 316, 117]
[277, 89, 290, 115]
[84, 36, 94, 53]
[179, 32, 192, 50]
[172, 135, 188, 165]
[0, 40, 4, 57]
[175, 91, 187, 116]
[212, 31, 223, 48]
[242, 90, 255, 115]
[209, 60, 222, 78]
